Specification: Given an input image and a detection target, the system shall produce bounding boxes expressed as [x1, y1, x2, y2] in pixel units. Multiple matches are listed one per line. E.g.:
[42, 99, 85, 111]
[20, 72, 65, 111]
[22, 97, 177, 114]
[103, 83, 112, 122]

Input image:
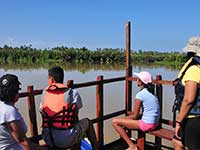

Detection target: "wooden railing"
[19, 76, 126, 147]
[19, 87, 43, 143]
[67, 76, 126, 145]
[17, 21, 176, 149]
[19, 74, 175, 149]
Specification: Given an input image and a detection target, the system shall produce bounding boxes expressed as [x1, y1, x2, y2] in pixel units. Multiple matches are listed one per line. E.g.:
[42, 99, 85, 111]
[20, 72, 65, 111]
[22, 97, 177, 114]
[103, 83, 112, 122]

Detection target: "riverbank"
[0, 45, 185, 66]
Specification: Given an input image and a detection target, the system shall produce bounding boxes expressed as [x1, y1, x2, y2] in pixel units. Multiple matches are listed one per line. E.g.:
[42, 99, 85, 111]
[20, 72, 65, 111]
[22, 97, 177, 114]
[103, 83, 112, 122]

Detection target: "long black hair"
[144, 83, 155, 95]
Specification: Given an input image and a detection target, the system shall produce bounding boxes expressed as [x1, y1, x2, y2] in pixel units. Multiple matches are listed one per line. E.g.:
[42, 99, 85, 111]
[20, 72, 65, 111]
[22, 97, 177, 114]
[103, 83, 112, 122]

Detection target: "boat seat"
[130, 127, 174, 150]
[148, 128, 174, 140]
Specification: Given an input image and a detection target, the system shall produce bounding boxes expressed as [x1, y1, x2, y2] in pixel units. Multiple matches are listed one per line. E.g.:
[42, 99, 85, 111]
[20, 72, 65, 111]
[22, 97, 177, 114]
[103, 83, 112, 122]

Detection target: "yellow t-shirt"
[178, 55, 200, 117]
[178, 56, 200, 86]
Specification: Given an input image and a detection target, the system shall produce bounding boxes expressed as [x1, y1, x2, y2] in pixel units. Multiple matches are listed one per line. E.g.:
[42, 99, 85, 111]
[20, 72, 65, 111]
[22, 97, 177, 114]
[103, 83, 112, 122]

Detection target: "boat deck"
[104, 138, 174, 150]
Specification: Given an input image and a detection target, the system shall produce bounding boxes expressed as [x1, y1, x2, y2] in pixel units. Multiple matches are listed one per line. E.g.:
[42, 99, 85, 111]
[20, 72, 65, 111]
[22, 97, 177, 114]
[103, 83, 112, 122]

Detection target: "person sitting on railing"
[172, 37, 200, 150]
[0, 74, 47, 150]
[112, 71, 160, 150]
[40, 66, 99, 150]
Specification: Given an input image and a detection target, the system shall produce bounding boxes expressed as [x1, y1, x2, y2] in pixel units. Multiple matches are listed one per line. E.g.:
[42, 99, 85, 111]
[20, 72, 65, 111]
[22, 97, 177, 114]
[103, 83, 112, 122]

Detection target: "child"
[112, 71, 160, 150]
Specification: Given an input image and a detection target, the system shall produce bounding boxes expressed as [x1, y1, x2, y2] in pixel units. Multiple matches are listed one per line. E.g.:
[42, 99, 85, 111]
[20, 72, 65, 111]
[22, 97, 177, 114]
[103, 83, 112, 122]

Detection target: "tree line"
[0, 45, 186, 66]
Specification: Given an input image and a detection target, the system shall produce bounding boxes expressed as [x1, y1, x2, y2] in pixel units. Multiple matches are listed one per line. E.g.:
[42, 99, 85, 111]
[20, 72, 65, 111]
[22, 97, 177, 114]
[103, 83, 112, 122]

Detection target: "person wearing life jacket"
[40, 66, 99, 150]
[172, 37, 200, 150]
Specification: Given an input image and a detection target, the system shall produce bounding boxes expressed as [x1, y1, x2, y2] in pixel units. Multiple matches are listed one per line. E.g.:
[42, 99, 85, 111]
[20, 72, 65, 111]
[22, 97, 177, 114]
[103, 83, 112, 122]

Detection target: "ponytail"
[144, 83, 155, 95]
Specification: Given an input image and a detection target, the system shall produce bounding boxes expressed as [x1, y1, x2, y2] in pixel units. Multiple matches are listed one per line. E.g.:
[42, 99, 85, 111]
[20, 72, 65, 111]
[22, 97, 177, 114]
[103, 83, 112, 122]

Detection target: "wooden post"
[137, 131, 145, 150]
[125, 21, 132, 113]
[125, 21, 132, 138]
[96, 75, 104, 147]
[126, 21, 131, 68]
[27, 86, 38, 143]
[67, 80, 74, 88]
[125, 22, 132, 113]
[155, 75, 163, 149]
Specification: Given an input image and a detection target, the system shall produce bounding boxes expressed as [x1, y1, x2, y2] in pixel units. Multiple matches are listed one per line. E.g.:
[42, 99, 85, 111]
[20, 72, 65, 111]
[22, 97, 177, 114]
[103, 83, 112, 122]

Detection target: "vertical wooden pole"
[155, 75, 163, 149]
[96, 75, 104, 147]
[137, 131, 145, 150]
[67, 80, 74, 88]
[126, 21, 131, 68]
[125, 21, 132, 138]
[125, 21, 132, 113]
[27, 85, 38, 144]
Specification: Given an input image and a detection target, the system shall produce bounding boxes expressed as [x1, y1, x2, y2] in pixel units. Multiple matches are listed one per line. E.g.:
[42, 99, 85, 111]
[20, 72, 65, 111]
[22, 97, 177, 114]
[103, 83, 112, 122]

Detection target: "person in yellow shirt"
[172, 37, 200, 150]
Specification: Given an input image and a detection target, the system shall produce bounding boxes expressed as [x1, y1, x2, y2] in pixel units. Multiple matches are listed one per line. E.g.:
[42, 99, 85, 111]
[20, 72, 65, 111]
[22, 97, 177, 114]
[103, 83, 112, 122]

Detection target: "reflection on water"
[0, 63, 179, 147]
[0, 62, 126, 73]
[0, 62, 182, 73]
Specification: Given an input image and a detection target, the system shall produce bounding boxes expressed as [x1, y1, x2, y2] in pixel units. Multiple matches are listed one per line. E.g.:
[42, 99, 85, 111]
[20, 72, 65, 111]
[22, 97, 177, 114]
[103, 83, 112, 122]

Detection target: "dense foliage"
[131, 50, 186, 65]
[0, 45, 186, 66]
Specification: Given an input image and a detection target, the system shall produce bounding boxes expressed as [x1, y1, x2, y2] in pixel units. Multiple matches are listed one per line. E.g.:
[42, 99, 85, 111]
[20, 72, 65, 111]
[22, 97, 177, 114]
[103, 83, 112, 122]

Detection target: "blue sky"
[0, 0, 200, 52]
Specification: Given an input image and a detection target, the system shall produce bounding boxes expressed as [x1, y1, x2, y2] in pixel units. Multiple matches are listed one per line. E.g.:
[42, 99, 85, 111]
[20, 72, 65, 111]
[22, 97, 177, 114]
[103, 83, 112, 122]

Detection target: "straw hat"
[183, 37, 200, 54]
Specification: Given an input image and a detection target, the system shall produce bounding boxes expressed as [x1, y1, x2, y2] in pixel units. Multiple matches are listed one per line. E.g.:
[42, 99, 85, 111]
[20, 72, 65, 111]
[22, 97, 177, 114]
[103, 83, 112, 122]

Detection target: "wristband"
[176, 120, 182, 124]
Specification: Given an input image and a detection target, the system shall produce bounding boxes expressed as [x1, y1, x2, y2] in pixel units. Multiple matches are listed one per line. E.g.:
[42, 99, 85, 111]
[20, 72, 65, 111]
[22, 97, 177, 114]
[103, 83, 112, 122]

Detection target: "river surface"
[0, 64, 179, 148]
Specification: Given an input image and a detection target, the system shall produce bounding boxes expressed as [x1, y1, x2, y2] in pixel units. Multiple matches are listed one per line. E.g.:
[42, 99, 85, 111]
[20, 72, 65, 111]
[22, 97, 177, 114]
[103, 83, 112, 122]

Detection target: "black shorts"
[73, 118, 90, 142]
[183, 117, 200, 150]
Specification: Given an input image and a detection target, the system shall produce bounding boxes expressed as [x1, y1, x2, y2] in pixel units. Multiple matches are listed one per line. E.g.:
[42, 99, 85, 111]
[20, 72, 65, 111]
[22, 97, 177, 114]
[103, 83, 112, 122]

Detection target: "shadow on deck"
[104, 138, 174, 150]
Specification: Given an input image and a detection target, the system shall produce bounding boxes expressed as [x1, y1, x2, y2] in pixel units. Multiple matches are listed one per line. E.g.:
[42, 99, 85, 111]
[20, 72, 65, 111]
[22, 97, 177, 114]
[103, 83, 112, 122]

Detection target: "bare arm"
[127, 99, 141, 119]
[175, 81, 198, 138]
[8, 120, 47, 150]
[177, 81, 198, 122]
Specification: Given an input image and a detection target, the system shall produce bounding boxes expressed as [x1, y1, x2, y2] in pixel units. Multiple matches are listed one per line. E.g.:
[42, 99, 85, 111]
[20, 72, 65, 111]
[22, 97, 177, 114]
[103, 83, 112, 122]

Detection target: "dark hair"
[144, 83, 155, 95]
[0, 74, 21, 102]
[48, 66, 64, 83]
[186, 52, 196, 60]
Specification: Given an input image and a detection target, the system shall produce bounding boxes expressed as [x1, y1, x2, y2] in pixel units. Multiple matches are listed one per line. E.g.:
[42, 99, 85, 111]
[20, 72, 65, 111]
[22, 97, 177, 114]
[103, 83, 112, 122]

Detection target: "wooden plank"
[149, 128, 174, 140]
[127, 77, 174, 85]
[70, 76, 125, 89]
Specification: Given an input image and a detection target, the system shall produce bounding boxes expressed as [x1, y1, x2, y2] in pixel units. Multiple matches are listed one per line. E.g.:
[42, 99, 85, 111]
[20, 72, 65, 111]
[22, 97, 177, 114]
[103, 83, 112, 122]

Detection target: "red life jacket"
[41, 83, 77, 129]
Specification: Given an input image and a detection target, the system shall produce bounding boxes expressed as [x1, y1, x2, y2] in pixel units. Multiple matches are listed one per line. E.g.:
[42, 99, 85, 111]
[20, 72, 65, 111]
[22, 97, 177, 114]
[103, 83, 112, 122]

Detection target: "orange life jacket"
[41, 83, 77, 129]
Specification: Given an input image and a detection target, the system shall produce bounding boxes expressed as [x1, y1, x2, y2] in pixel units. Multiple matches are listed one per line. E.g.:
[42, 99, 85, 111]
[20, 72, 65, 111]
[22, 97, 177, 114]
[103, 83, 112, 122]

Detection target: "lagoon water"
[0, 64, 179, 148]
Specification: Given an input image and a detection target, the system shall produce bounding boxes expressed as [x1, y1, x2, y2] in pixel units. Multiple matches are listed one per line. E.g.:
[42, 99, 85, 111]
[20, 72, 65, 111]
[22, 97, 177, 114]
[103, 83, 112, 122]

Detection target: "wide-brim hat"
[183, 37, 200, 54]
[133, 71, 152, 84]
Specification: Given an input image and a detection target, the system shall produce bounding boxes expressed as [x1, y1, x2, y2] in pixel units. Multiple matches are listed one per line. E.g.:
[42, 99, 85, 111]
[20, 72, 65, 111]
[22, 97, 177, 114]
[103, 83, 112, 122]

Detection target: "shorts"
[139, 120, 159, 132]
[183, 117, 200, 149]
[42, 118, 90, 148]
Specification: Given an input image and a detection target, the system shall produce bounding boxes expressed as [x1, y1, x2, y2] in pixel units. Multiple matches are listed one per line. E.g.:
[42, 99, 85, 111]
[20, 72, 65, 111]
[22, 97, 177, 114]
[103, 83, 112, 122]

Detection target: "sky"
[0, 0, 200, 52]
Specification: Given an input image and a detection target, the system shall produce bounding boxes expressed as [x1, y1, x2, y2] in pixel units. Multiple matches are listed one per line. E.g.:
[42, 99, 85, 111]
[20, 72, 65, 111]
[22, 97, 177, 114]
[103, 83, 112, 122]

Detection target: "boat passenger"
[172, 37, 200, 150]
[0, 74, 47, 150]
[40, 66, 99, 150]
[112, 71, 160, 150]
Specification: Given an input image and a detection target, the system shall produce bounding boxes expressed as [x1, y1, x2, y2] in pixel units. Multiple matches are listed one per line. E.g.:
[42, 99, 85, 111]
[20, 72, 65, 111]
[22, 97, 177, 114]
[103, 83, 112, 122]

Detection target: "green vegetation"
[0, 45, 125, 64]
[131, 50, 186, 66]
[0, 45, 186, 68]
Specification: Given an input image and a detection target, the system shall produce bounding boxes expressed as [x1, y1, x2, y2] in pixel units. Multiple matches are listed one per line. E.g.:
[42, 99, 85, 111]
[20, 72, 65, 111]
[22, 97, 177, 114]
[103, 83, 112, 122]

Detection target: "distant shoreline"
[0, 45, 185, 67]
